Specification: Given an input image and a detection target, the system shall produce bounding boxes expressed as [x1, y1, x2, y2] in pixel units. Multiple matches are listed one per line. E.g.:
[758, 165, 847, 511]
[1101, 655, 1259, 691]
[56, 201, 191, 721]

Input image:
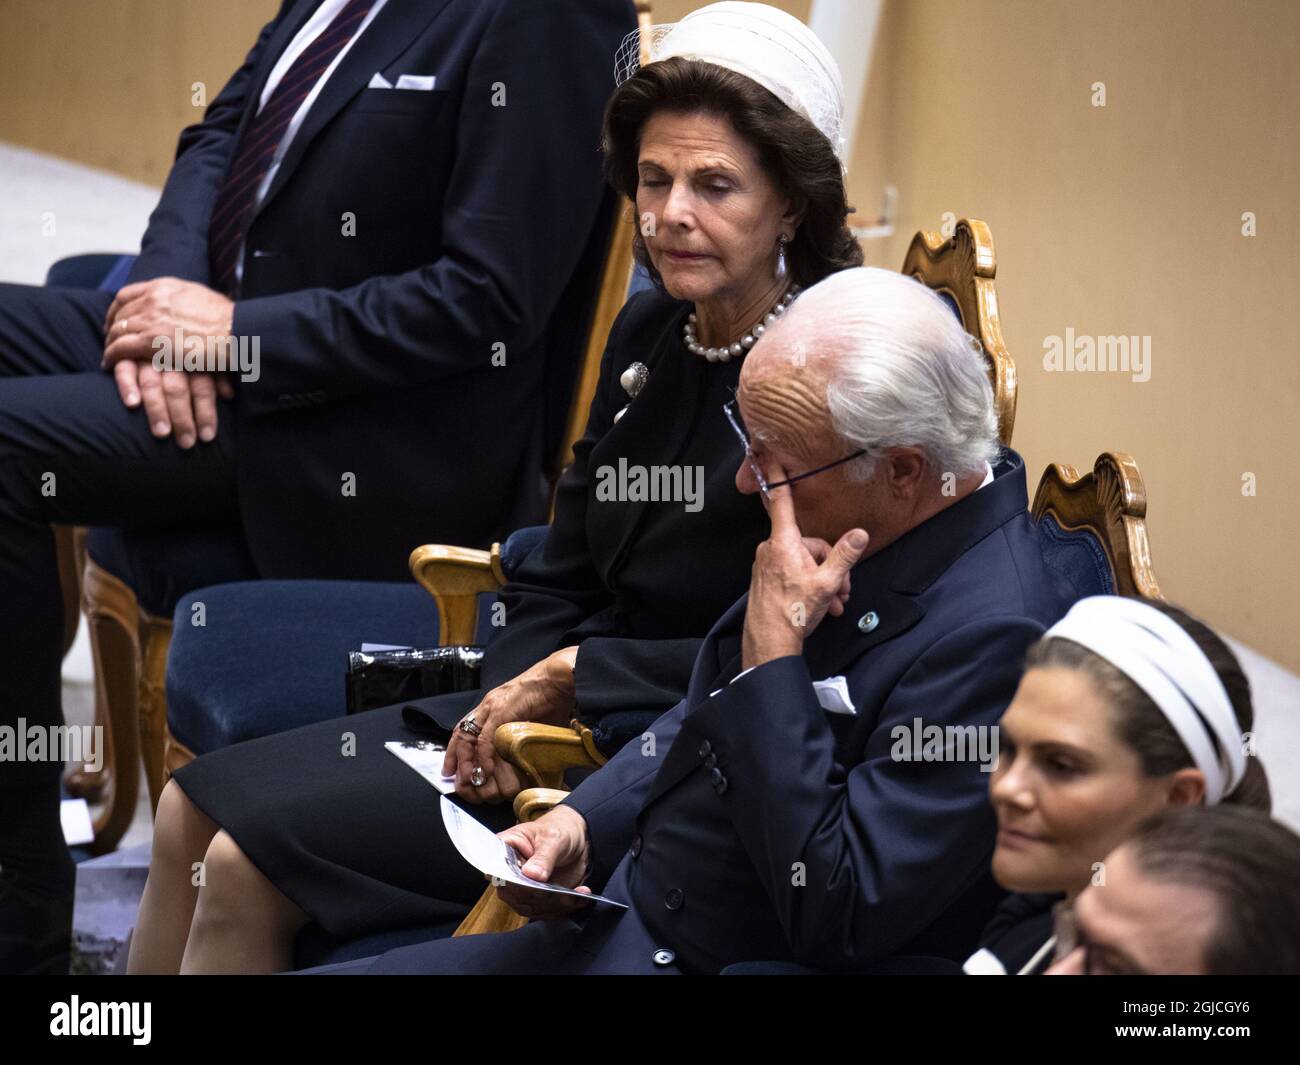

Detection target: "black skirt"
[172, 691, 516, 939]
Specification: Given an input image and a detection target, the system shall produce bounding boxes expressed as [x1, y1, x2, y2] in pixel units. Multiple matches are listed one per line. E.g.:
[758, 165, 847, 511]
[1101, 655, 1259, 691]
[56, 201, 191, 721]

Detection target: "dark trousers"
[0, 282, 246, 971]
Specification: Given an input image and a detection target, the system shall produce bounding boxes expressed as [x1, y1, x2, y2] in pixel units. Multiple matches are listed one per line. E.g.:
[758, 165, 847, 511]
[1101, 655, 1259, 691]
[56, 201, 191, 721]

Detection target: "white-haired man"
[304, 267, 1080, 975]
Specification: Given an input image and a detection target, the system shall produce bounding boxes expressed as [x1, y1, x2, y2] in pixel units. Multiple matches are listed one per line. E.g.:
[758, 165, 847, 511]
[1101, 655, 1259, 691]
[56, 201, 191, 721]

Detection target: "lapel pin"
[857, 611, 879, 634]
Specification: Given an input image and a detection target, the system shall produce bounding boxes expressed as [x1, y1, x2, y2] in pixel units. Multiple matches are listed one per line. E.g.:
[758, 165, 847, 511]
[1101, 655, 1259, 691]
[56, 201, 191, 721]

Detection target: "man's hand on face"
[102, 278, 236, 448]
[741, 461, 869, 671]
[495, 804, 593, 920]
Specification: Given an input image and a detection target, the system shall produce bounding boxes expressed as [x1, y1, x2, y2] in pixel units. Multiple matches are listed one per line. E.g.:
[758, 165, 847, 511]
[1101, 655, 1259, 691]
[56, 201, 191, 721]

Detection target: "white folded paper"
[439, 795, 628, 909]
[385, 740, 456, 794]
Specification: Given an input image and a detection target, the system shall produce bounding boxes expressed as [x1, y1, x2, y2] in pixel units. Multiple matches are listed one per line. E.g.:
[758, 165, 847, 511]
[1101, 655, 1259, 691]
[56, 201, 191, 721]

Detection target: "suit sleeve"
[233, 0, 622, 412]
[128, 2, 293, 284]
[690, 616, 1047, 969]
[562, 698, 690, 889]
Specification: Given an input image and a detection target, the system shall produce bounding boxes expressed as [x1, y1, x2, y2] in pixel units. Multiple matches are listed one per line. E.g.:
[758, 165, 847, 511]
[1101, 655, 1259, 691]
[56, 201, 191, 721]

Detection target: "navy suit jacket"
[355, 450, 1081, 974]
[129, 0, 635, 578]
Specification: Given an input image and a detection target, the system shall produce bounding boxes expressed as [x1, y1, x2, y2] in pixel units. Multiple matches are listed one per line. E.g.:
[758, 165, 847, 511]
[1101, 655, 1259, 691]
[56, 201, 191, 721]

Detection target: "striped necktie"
[208, 0, 376, 296]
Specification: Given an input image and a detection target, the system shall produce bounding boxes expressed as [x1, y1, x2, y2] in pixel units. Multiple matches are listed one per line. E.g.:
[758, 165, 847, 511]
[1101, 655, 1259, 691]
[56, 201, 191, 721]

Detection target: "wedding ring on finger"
[458, 714, 482, 737]
[470, 766, 486, 788]
[118, 317, 130, 333]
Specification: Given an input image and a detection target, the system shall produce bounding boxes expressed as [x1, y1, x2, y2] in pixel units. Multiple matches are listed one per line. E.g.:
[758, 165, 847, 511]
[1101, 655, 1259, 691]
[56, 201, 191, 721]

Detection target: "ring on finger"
[459, 714, 482, 737]
[470, 766, 486, 787]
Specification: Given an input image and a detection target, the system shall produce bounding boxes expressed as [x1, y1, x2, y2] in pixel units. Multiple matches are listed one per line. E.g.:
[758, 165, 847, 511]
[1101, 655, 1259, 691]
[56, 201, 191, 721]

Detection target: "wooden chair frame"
[902, 217, 1017, 444]
[1031, 451, 1162, 601]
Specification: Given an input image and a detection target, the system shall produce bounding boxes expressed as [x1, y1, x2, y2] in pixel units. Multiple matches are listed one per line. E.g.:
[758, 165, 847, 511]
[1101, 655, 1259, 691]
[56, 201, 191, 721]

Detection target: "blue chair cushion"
[1036, 514, 1115, 598]
[499, 524, 547, 574]
[86, 524, 258, 619]
[166, 580, 501, 755]
[44, 253, 136, 292]
[934, 288, 962, 322]
[166, 524, 546, 754]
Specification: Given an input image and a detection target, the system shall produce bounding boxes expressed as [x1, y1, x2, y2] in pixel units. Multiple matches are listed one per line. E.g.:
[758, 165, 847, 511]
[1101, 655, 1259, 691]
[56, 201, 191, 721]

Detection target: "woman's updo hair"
[1024, 600, 1270, 811]
[602, 56, 863, 291]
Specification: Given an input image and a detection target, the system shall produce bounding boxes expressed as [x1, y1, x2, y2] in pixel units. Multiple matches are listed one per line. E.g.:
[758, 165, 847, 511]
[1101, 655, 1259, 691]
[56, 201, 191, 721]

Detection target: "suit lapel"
[253, 0, 455, 223]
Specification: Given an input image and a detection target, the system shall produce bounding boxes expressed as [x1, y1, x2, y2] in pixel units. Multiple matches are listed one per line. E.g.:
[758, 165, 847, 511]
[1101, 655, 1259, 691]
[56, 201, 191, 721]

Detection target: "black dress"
[963, 892, 1062, 974]
[172, 289, 772, 939]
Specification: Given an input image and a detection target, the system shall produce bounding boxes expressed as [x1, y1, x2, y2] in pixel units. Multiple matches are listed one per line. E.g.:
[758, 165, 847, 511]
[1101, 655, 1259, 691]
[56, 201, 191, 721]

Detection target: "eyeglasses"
[723, 397, 866, 498]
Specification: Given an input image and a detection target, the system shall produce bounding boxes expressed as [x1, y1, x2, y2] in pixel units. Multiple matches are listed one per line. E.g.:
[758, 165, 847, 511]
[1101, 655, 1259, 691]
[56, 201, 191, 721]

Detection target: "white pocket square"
[367, 72, 393, 89]
[813, 675, 856, 716]
[395, 74, 437, 91]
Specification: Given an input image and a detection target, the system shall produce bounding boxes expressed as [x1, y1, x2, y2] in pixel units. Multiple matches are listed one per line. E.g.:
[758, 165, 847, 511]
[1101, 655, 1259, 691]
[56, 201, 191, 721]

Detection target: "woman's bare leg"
[179, 829, 309, 974]
[127, 780, 220, 974]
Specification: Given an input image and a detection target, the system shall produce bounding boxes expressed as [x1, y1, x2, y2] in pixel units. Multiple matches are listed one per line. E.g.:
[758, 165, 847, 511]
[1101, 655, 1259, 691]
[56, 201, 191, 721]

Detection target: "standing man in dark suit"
[0, 0, 634, 973]
[303, 267, 1081, 975]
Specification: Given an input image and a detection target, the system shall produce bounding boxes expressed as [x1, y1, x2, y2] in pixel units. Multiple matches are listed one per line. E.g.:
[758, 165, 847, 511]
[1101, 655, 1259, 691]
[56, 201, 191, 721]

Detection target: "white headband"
[614, 1, 848, 168]
[1044, 596, 1245, 804]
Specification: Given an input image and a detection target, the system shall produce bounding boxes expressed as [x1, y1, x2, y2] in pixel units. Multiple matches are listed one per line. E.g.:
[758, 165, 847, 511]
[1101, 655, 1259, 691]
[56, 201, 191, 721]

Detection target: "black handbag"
[345, 645, 484, 713]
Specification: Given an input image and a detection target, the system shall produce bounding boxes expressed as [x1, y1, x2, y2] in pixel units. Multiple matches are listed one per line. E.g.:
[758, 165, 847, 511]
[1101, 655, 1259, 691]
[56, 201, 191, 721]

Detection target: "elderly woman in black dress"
[128, 2, 862, 973]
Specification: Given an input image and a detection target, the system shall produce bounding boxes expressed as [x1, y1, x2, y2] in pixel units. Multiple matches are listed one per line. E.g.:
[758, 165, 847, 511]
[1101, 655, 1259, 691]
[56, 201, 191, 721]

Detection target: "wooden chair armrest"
[407, 542, 507, 646]
[494, 719, 606, 791]
[512, 788, 571, 822]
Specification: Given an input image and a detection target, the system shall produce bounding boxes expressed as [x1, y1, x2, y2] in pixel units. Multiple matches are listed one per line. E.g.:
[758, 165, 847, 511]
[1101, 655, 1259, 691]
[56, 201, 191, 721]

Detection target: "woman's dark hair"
[1126, 806, 1300, 975]
[602, 56, 863, 290]
[1024, 599, 1270, 811]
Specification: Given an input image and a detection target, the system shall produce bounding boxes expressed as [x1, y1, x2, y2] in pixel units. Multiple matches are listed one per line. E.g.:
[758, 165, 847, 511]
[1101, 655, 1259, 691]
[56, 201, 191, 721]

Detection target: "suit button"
[652, 949, 675, 966]
[665, 888, 684, 911]
[630, 835, 642, 858]
[710, 767, 723, 787]
[703, 753, 717, 770]
[698, 740, 711, 759]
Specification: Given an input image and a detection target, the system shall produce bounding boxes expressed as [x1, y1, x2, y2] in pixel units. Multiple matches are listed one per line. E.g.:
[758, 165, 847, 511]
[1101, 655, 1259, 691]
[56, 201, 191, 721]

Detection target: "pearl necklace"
[683, 285, 801, 363]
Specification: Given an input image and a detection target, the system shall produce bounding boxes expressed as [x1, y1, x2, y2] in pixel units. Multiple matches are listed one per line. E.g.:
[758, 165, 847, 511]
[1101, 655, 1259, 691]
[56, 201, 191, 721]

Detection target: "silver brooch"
[614, 361, 649, 423]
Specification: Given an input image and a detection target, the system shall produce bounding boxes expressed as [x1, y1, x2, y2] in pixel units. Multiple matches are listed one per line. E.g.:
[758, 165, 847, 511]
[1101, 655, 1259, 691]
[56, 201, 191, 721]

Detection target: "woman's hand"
[443, 646, 580, 804]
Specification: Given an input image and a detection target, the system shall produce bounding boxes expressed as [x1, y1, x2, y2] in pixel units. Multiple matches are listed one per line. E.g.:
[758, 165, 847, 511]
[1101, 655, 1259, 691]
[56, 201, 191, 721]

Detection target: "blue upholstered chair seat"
[165, 579, 501, 755]
[165, 525, 547, 755]
[1036, 514, 1115, 597]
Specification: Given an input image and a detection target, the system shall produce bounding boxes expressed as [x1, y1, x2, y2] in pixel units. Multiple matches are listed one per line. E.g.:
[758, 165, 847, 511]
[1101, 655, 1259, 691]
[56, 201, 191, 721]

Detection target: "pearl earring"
[775, 235, 788, 280]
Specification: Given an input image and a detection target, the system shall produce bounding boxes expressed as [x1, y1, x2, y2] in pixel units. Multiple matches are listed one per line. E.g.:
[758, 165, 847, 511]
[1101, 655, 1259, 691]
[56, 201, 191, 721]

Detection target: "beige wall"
[1, 0, 1296, 666]
[0, 1, 275, 185]
[847, 0, 1299, 670]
